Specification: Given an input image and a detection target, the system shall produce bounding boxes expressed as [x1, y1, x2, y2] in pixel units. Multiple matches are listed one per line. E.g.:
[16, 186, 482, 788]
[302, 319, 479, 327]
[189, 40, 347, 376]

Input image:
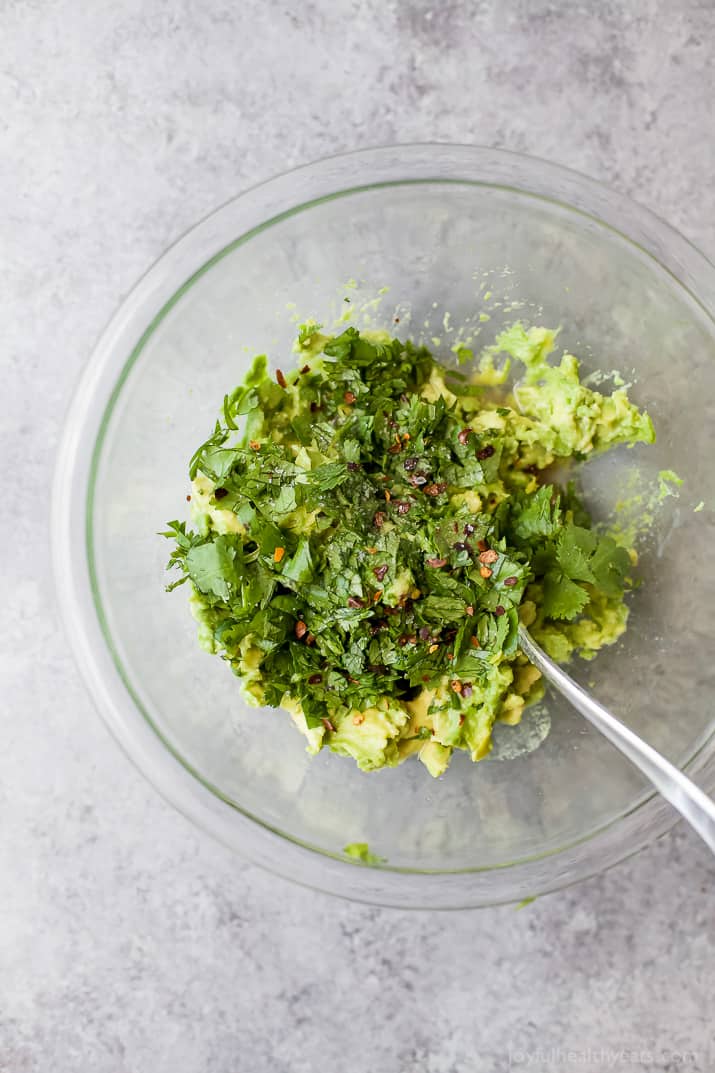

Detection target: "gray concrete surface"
[2, 1, 714, 1070]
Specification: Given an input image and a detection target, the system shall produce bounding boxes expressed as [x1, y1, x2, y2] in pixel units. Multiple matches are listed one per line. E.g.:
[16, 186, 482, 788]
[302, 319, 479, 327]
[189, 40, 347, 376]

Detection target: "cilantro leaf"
[555, 525, 597, 583]
[281, 538, 314, 586]
[186, 537, 243, 601]
[588, 535, 632, 598]
[307, 461, 349, 492]
[188, 421, 227, 480]
[537, 524, 632, 620]
[541, 570, 591, 620]
[509, 486, 561, 543]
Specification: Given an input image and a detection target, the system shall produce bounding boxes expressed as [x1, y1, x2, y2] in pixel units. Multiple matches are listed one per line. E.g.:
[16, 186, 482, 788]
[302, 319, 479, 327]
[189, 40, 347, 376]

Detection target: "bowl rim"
[52, 143, 715, 908]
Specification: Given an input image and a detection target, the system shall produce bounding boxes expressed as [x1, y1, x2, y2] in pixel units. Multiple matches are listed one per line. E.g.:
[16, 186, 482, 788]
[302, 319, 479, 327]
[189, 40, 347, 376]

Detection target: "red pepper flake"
[249, 440, 261, 451]
[388, 441, 402, 454]
[186, 494, 192, 502]
[477, 444, 495, 460]
[451, 679, 462, 694]
[214, 487, 229, 500]
[461, 682, 473, 700]
[424, 482, 447, 497]
[300, 364, 310, 374]
[422, 674, 431, 682]
[395, 501, 411, 515]
[459, 713, 466, 726]
[504, 576, 518, 587]
[374, 511, 386, 528]
[494, 605, 506, 616]
[373, 564, 389, 582]
[308, 673, 323, 685]
[458, 428, 472, 445]
[477, 539, 488, 552]
[274, 546, 286, 563]
[426, 557, 448, 568]
[478, 549, 499, 565]
[276, 369, 287, 388]
[295, 620, 307, 640]
[470, 636, 480, 648]
[347, 596, 366, 609]
[479, 565, 493, 579]
[305, 633, 316, 646]
[446, 653, 454, 661]
[366, 546, 378, 555]
[373, 590, 383, 603]
[402, 432, 410, 441]
[344, 390, 357, 404]
[322, 717, 336, 732]
[465, 605, 474, 616]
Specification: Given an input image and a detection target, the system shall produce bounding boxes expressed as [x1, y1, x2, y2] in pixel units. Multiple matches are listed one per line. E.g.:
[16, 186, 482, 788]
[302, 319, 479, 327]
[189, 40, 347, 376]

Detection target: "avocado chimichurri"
[164, 322, 654, 777]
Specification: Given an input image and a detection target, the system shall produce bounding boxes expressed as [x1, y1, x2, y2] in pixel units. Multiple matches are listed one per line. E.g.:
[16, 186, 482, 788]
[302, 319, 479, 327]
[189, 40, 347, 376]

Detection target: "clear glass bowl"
[53, 145, 715, 908]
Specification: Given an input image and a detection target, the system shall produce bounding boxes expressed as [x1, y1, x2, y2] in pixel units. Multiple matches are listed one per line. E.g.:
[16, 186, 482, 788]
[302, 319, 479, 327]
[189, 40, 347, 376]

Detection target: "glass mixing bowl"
[53, 145, 715, 908]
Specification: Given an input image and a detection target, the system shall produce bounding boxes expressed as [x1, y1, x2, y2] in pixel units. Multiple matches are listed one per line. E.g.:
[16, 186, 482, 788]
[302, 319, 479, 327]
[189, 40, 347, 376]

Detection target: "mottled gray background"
[3, 1, 714, 1071]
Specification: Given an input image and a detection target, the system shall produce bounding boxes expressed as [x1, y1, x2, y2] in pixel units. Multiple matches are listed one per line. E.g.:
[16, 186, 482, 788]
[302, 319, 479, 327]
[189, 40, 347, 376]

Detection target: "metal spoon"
[519, 625, 715, 854]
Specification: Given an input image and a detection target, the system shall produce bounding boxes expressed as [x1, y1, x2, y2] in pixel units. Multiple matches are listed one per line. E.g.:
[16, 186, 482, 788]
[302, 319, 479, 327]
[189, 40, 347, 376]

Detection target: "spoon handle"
[518, 626, 715, 854]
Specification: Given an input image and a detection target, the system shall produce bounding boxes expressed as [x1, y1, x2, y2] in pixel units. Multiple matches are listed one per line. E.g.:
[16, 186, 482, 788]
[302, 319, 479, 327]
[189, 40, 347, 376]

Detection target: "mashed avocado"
[164, 322, 654, 777]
